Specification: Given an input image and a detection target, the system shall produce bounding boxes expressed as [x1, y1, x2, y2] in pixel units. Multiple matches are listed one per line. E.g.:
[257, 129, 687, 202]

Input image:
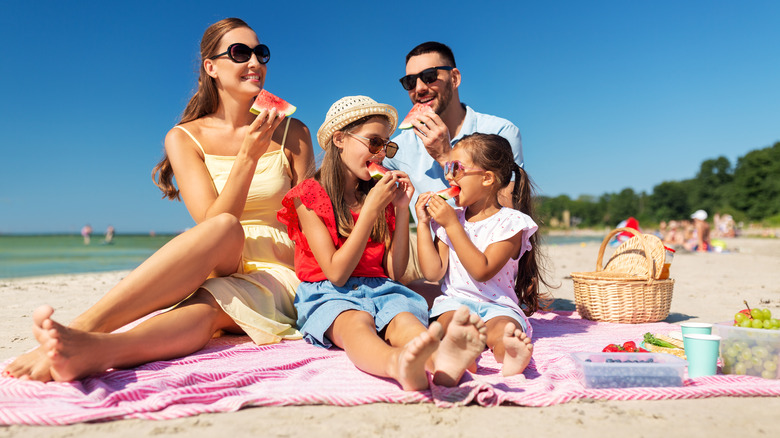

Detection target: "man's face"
[404, 52, 456, 115]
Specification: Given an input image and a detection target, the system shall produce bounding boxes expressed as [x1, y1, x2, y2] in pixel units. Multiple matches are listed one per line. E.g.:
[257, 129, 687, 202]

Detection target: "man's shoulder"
[466, 105, 519, 131]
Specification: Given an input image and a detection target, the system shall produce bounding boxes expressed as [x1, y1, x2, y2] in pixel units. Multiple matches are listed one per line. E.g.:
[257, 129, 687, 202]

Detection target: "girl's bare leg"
[4, 213, 244, 381]
[326, 310, 441, 391]
[33, 289, 240, 382]
[485, 316, 533, 377]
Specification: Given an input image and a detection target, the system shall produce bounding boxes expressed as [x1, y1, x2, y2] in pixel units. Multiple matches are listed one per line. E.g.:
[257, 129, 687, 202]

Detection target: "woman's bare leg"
[326, 310, 441, 391]
[4, 213, 244, 381]
[33, 289, 240, 382]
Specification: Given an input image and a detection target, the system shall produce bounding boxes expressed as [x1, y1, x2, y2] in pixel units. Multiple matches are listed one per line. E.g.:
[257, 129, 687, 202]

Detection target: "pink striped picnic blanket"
[2, 310, 779, 425]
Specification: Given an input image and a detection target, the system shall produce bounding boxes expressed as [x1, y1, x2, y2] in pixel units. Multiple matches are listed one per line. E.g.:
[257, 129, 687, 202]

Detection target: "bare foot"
[32, 305, 111, 382]
[2, 346, 53, 381]
[393, 322, 443, 391]
[500, 322, 533, 377]
[432, 306, 487, 387]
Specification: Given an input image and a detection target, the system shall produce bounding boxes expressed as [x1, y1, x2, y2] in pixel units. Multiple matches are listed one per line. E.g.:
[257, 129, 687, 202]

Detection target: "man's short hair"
[405, 41, 456, 67]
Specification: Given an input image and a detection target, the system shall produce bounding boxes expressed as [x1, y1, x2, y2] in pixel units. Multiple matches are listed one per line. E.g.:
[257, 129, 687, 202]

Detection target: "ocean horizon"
[0, 232, 606, 279]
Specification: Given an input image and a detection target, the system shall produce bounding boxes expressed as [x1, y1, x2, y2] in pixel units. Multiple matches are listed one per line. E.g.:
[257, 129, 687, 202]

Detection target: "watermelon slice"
[436, 186, 460, 200]
[398, 103, 434, 129]
[368, 162, 390, 180]
[250, 90, 297, 116]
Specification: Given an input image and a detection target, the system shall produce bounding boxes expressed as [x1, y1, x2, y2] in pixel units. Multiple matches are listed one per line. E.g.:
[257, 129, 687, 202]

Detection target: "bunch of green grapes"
[734, 308, 780, 330]
[721, 339, 779, 379]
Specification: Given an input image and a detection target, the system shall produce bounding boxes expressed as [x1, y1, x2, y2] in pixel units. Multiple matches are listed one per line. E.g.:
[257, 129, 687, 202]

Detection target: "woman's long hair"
[152, 18, 252, 200]
[457, 133, 554, 315]
[315, 116, 392, 247]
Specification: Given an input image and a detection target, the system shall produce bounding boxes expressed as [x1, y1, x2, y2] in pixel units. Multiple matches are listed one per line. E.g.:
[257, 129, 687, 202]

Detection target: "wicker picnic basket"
[570, 227, 674, 324]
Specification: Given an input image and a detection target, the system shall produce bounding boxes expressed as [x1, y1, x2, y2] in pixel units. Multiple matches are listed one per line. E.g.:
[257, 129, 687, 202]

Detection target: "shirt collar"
[451, 104, 475, 144]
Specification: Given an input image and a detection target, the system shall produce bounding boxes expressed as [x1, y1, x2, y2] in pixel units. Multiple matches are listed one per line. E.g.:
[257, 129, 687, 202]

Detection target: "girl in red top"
[278, 96, 486, 390]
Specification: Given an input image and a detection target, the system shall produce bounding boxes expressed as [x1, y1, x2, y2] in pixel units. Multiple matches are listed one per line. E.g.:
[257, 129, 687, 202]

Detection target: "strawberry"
[602, 344, 622, 353]
[622, 341, 637, 352]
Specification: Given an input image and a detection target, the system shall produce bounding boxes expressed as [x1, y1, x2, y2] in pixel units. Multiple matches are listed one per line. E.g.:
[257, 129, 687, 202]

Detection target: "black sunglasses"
[348, 133, 399, 158]
[399, 66, 454, 90]
[210, 43, 270, 64]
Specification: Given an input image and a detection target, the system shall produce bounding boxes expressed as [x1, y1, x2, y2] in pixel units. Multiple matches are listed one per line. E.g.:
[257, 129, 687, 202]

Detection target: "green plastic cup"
[680, 322, 713, 336]
[683, 333, 721, 378]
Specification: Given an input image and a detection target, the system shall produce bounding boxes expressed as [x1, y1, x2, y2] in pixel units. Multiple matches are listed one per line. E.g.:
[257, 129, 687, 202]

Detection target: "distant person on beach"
[104, 225, 115, 244]
[4, 18, 314, 382]
[415, 133, 549, 377]
[277, 96, 485, 390]
[382, 41, 524, 296]
[80, 224, 92, 245]
[685, 209, 711, 252]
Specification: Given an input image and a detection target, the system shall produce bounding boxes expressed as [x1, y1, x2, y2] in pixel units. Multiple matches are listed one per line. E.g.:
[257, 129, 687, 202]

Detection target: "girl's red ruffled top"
[277, 178, 396, 282]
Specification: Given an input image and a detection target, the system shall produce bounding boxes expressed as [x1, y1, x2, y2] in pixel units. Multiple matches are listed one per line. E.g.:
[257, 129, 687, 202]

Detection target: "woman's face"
[206, 27, 267, 96]
[338, 116, 392, 182]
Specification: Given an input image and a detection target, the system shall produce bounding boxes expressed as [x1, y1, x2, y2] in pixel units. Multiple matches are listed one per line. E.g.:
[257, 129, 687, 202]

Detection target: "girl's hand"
[390, 171, 415, 209]
[364, 172, 400, 214]
[425, 194, 458, 228]
[241, 108, 285, 160]
[415, 193, 433, 225]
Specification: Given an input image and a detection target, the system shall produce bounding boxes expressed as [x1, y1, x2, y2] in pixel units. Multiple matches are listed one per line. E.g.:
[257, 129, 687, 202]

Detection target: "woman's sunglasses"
[444, 160, 484, 179]
[348, 133, 398, 158]
[399, 66, 454, 91]
[210, 43, 270, 64]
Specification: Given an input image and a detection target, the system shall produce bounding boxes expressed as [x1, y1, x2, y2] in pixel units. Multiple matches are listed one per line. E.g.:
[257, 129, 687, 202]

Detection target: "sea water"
[0, 234, 176, 279]
[0, 233, 605, 279]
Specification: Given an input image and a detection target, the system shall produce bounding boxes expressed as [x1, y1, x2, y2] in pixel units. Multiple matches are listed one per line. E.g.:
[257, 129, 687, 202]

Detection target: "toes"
[428, 321, 444, 340]
[32, 306, 55, 328]
[503, 322, 516, 337]
[452, 306, 470, 324]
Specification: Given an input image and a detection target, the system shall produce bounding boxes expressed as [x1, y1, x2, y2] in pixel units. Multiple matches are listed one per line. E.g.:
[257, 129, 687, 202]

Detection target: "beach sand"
[1, 237, 779, 436]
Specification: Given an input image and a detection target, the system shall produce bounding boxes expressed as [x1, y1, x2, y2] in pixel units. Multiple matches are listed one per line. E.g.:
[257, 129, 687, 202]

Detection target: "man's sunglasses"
[348, 133, 398, 158]
[399, 66, 454, 91]
[210, 43, 270, 64]
[444, 160, 484, 179]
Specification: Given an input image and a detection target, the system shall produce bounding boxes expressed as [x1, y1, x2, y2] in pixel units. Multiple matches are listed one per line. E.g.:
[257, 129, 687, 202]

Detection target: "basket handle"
[595, 227, 656, 284]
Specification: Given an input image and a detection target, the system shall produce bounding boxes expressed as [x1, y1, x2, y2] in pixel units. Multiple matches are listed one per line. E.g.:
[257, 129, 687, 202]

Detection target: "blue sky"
[1, 1, 778, 234]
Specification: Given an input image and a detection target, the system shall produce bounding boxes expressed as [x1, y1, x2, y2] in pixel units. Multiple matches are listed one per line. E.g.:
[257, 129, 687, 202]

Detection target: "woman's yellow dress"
[174, 124, 301, 344]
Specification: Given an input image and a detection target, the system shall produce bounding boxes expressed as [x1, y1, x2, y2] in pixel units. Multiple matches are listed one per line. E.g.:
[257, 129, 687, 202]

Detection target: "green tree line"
[538, 141, 780, 228]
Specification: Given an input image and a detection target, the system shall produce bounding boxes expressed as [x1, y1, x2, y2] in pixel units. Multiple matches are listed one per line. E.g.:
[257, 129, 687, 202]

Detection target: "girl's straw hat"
[317, 96, 398, 149]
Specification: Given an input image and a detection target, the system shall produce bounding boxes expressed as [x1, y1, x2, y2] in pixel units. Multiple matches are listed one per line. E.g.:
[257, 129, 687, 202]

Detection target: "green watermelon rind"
[436, 186, 460, 200]
[368, 162, 389, 180]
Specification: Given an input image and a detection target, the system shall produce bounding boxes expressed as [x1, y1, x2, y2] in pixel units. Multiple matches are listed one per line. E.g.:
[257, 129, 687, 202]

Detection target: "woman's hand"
[425, 194, 458, 228]
[240, 108, 285, 160]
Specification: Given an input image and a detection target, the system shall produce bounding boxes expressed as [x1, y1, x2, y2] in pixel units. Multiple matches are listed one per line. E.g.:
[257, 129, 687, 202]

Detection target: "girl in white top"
[415, 133, 549, 377]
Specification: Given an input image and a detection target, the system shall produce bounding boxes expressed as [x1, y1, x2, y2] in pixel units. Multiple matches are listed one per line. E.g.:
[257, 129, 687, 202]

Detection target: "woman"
[3, 18, 314, 382]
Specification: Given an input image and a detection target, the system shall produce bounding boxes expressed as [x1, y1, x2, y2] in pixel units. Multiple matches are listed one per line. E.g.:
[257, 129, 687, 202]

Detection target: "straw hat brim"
[316, 103, 398, 149]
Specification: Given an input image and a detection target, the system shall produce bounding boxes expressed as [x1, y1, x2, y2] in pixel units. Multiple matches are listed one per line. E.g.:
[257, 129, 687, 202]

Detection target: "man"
[384, 41, 524, 299]
[384, 41, 524, 223]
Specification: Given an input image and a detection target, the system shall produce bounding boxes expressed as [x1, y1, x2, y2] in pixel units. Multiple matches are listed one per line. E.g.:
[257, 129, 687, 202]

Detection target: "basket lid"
[603, 233, 665, 279]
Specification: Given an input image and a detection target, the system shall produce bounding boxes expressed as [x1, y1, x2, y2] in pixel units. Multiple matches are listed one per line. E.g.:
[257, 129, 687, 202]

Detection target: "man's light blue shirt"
[384, 104, 523, 223]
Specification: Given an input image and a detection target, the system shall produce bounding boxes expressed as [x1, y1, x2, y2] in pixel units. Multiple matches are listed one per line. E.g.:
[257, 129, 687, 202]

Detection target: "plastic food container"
[571, 352, 686, 388]
[715, 322, 780, 379]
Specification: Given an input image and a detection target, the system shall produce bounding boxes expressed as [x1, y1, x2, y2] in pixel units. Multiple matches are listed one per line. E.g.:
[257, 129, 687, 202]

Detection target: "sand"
[1, 236, 779, 437]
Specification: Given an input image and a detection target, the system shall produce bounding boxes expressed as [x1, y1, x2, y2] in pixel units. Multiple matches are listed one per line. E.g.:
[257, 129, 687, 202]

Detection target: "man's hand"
[411, 111, 451, 168]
